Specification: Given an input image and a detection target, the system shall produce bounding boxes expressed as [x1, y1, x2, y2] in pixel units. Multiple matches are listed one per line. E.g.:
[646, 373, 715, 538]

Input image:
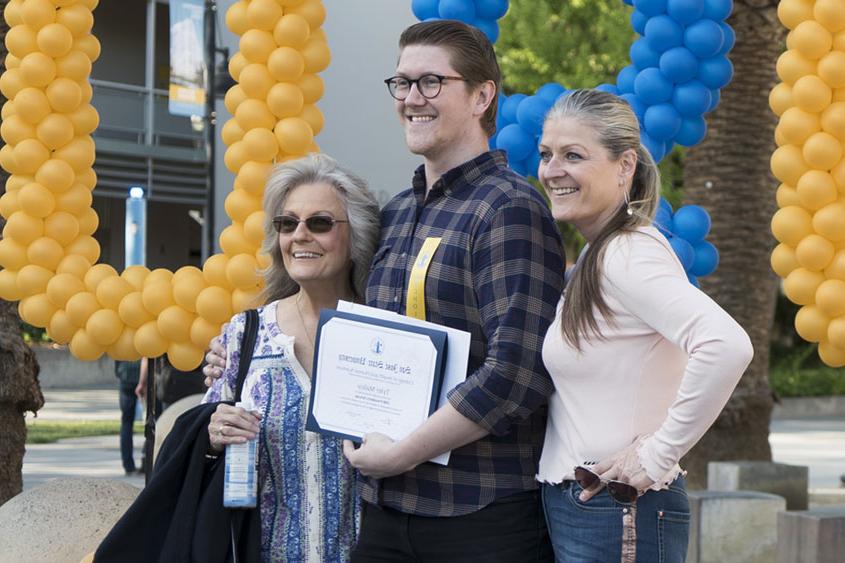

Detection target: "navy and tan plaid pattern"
[363, 151, 565, 517]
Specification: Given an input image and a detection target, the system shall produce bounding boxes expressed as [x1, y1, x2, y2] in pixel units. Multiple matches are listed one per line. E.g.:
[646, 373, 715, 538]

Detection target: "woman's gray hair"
[544, 89, 662, 350]
[259, 153, 380, 304]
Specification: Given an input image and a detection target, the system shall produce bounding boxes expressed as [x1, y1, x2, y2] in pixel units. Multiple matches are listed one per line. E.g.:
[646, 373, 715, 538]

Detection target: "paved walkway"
[21, 387, 845, 492]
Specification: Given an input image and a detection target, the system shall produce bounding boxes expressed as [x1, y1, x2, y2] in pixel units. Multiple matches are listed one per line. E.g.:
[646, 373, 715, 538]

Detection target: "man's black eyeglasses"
[272, 215, 348, 234]
[384, 74, 468, 101]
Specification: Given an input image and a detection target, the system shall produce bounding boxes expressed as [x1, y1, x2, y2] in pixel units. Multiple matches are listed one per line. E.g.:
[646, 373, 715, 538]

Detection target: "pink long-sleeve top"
[537, 226, 754, 487]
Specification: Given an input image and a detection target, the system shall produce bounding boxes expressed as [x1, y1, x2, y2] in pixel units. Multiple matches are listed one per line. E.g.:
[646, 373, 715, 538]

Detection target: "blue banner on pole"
[168, 0, 206, 117]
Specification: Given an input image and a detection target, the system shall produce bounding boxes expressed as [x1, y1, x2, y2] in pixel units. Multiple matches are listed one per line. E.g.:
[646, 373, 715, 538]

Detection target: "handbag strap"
[234, 309, 259, 403]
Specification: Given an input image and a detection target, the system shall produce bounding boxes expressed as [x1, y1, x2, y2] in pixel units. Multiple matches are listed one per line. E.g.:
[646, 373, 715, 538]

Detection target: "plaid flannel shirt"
[362, 151, 565, 516]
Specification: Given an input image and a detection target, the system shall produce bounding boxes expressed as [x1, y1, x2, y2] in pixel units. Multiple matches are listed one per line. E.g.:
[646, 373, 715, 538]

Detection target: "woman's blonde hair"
[259, 153, 380, 304]
[544, 89, 661, 349]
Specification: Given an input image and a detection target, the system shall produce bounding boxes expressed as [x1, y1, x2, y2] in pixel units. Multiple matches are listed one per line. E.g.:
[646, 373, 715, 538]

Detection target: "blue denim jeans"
[541, 475, 690, 563]
[118, 381, 137, 473]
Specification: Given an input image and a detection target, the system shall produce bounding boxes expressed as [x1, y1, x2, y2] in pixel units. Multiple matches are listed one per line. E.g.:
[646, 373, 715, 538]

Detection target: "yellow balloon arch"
[0, 0, 330, 369]
[770, 0, 845, 367]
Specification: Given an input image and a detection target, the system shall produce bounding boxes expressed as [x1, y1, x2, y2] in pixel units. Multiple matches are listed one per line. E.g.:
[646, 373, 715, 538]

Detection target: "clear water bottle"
[223, 401, 258, 508]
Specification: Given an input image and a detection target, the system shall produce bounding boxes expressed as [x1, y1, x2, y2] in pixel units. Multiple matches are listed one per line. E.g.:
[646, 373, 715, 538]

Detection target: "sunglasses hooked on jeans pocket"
[574, 466, 639, 503]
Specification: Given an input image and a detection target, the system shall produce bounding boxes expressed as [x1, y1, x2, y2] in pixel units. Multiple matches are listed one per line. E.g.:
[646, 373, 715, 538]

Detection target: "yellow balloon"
[74, 34, 100, 62]
[6, 174, 32, 192]
[157, 304, 195, 342]
[234, 161, 272, 196]
[76, 207, 99, 236]
[779, 107, 820, 145]
[266, 83, 304, 119]
[274, 117, 313, 155]
[196, 286, 234, 324]
[796, 234, 836, 270]
[795, 305, 830, 342]
[0, 68, 26, 100]
[776, 183, 802, 208]
[796, 170, 838, 210]
[778, 0, 814, 30]
[167, 342, 205, 371]
[771, 243, 800, 278]
[224, 84, 247, 115]
[5, 24, 38, 59]
[145, 267, 174, 287]
[17, 182, 55, 218]
[118, 291, 153, 328]
[65, 290, 99, 326]
[67, 103, 99, 135]
[228, 51, 248, 83]
[225, 1, 249, 36]
[86, 308, 123, 346]
[95, 274, 133, 310]
[44, 211, 80, 245]
[240, 29, 276, 64]
[300, 104, 324, 136]
[37, 22, 74, 58]
[0, 191, 21, 219]
[173, 274, 206, 314]
[232, 287, 261, 313]
[777, 51, 817, 85]
[219, 223, 255, 255]
[55, 184, 92, 214]
[20, 293, 57, 327]
[267, 47, 305, 83]
[27, 236, 64, 270]
[4, 0, 23, 27]
[16, 264, 52, 297]
[0, 269, 24, 301]
[142, 282, 174, 316]
[221, 119, 245, 146]
[36, 158, 76, 193]
[828, 316, 845, 348]
[203, 253, 232, 288]
[36, 113, 75, 150]
[14, 138, 51, 174]
[121, 265, 150, 291]
[57, 5, 94, 37]
[244, 210, 265, 247]
[64, 234, 100, 263]
[55, 253, 91, 279]
[818, 52, 845, 90]
[301, 36, 331, 74]
[813, 201, 845, 241]
[190, 316, 222, 349]
[297, 74, 324, 105]
[5, 211, 45, 245]
[814, 0, 845, 33]
[54, 135, 96, 171]
[20, 0, 56, 29]
[224, 141, 250, 174]
[771, 145, 808, 185]
[225, 253, 260, 289]
[274, 14, 310, 49]
[70, 328, 105, 361]
[246, 0, 282, 31]
[134, 320, 169, 357]
[0, 144, 20, 175]
[235, 99, 277, 131]
[769, 82, 794, 117]
[242, 127, 278, 162]
[1, 114, 35, 146]
[287, 0, 326, 29]
[803, 131, 843, 170]
[821, 103, 845, 143]
[19, 51, 57, 88]
[816, 279, 845, 317]
[224, 189, 262, 223]
[54, 51, 90, 82]
[819, 339, 845, 367]
[48, 309, 76, 344]
[107, 326, 141, 361]
[83, 263, 117, 294]
[784, 267, 826, 304]
[789, 20, 833, 59]
[0, 237, 28, 270]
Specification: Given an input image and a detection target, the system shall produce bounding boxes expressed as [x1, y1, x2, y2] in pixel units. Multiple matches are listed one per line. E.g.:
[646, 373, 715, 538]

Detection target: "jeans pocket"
[657, 509, 690, 563]
[566, 482, 625, 513]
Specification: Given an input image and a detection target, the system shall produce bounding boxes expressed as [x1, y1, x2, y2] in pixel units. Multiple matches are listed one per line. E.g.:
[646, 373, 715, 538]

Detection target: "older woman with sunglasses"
[202, 153, 380, 562]
[535, 89, 753, 562]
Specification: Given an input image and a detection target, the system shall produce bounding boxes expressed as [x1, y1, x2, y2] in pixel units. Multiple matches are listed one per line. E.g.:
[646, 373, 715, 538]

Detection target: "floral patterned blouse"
[203, 301, 360, 562]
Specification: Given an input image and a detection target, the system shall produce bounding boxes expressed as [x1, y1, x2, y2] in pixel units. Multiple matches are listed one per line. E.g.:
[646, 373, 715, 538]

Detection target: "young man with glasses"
[343, 20, 564, 562]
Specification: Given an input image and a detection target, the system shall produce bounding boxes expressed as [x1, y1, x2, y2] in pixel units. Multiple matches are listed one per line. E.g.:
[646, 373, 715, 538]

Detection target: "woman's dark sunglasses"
[272, 215, 348, 234]
[574, 466, 639, 503]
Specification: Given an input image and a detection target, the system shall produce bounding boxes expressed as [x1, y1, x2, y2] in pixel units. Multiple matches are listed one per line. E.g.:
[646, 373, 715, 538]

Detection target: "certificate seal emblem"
[370, 337, 385, 355]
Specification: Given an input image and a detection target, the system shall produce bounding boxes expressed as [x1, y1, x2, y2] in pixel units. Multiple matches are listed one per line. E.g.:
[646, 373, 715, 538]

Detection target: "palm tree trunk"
[680, 0, 784, 488]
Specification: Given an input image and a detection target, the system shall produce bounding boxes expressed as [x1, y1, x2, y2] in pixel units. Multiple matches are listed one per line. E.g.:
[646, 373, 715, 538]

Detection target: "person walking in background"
[114, 359, 141, 476]
[535, 89, 753, 562]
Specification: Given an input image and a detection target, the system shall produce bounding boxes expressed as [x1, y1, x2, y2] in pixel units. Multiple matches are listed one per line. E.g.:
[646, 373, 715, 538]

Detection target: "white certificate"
[307, 312, 447, 443]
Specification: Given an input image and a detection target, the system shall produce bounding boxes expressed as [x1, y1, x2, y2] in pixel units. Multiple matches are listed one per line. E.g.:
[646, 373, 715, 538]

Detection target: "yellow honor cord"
[406, 237, 442, 321]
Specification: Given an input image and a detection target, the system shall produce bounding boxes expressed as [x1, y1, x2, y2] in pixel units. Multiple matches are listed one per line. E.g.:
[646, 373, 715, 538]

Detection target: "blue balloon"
[690, 240, 719, 276]
[475, 18, 500, 43]
[667, 0, 705, 25]
[672, 80, 712, 117]
[703, 0, 733, 21]
[501, 93, 526, 123]
[634, 0, 669, 18]
[706, 88, 720, 112]
[698, 56, 734, 89]
[659, 47, 699, 83]
[524, 149, 542, 180]
[669, 236, 696, 270]
[596, 83, 619, 95]
[641, 129, 668, 162]
[645, 15, 684, 52]
[537, 82, 566, 103]
[631, 38, 662, 70]
[623, 0, 634, 5]
[687, 273, 701, 287]
[718, 21, 736, 55]
[411, 0, 440, 20]
[617, 65, 639, 94]
[439, 0, 476, 22]
[675, 116, 707, 146]
[497, 123, 535, 162]
[634, 68, 674, 104]
[654, 205, 674, 237]
[683, 19, 724, 59]
[517, 95, 551, 137]
[510, 157, 529, 177]
[475, 0, 510, 20]
[496, 95, 509, 131]
[672, 204, 711, 242]
[621, 93, 648, 123]
[659, 196, 674, 215]
[631, 10, 649, 35]
[644, 103, 682, 141]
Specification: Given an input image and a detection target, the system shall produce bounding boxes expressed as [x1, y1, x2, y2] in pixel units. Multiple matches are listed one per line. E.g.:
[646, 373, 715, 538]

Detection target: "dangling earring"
[621, 182, 633, 216]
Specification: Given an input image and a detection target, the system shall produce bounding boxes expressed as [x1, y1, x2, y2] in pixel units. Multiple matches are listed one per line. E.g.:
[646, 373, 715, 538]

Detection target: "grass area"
[26, 420, 145, 444]
[770, 365, 845, 398]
